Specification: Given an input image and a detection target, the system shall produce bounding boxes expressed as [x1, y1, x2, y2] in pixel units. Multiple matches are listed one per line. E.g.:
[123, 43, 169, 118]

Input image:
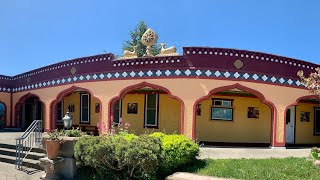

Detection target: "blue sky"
[0, 0, 319, 76]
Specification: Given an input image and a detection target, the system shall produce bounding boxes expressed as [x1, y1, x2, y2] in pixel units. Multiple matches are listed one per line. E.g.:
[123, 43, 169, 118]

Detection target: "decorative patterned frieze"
[11, 69, 304, 93]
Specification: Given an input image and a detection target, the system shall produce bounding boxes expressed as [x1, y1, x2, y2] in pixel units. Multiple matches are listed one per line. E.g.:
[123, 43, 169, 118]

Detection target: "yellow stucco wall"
[9, 78, 313, 144]
[0, 92, 11, 126]
[120, 93, 181, 134]
[295, 102, 320, 144]
[196, 95, 271, 143]
[59, 92, 100, 126]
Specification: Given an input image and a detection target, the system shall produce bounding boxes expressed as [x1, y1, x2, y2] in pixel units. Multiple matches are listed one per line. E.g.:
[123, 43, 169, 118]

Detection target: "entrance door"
[24, 103, 34, 129]
[286, 106, 295, 144]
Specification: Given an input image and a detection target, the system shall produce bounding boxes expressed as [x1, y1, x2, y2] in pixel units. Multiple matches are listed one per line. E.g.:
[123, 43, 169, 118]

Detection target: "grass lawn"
[181, 157, 320, 180]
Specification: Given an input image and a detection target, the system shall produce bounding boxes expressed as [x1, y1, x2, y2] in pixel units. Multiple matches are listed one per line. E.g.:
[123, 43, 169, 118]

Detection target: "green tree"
[122, 21, 160, 57]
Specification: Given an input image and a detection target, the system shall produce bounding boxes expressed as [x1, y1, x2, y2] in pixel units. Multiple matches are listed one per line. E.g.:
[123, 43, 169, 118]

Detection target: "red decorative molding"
[107, 81, 185, 134]
[49, 86, 102, 132]
[283, 95, 320, 146]
[192, 83, 278, 147]
[14, 93, 45, 129]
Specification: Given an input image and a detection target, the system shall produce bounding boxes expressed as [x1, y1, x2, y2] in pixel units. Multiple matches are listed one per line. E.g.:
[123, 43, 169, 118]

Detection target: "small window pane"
[286, 109, 290, 124]
[82, 108, 89, 122]
[57, 101, 63, 121]
[214, 100, 222, 106]
[147, 94, 157, 108]
[147, 109, 156, 125]
[145, 94, 158, 127]
[81, 94, 90, 123]
[211, 108, 233, 121]
[222, 101, 231, 107]
[82, 95, 89, 108]
[114, 100, 121, 124]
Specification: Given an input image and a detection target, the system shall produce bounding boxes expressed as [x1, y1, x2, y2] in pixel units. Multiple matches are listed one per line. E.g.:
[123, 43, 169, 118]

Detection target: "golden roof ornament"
[141, 28, 158, 57]
[118, 45, 138, 60]
[156, 43, 178, 56]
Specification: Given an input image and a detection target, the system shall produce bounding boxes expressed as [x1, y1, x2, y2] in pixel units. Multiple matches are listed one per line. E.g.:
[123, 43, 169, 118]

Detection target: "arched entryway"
[0, 102, 7, 128]
[15, 93, 44, 129]
[108, 82, 184, 135]
[285, 95, 320, 146]
[194, 83, 276, 146]
[50, 86, 102, 134]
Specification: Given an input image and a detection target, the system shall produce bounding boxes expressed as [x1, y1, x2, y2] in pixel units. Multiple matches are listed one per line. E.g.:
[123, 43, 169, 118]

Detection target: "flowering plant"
[97, 117, 131, 136]
[298, 68, 320, 95]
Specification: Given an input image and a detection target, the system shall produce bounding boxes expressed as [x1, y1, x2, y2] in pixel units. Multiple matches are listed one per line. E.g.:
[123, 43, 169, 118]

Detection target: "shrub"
[64, 127, 85, 137]
[74, 133, 162, 179]
[74, 135, 103, 167]
[311, 147, 320, 160]
[150, 133, 199, 175]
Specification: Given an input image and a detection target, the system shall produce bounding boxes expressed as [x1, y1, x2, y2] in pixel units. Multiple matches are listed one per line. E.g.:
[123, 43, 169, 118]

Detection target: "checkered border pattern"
[10, 69, 304, 93]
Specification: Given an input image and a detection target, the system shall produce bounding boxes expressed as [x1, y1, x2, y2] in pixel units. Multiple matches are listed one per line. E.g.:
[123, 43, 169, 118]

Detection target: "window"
[211, 99, 233, 121]
[80, 93, 90, 123]
[113, 99, 122, 124]
[144, 94, 159, 127]
[57, 101, 63, 122]
[314, 108, 320, 135]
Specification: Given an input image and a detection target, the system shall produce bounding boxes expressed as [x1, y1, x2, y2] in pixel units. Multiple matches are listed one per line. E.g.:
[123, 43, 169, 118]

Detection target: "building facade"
[0, 47, 319, 147]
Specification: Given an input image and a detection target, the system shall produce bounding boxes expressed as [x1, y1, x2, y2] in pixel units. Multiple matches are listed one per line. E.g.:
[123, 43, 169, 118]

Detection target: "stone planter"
[58, 137, 80, 179]
[59, 137, 79, 157]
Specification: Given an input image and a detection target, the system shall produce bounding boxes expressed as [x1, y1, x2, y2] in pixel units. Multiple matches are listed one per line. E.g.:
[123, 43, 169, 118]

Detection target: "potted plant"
[44, 130, 63, 160]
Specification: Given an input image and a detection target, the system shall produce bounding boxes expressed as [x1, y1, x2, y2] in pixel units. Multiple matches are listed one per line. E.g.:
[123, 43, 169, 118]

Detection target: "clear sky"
[0, 0, 319, 76]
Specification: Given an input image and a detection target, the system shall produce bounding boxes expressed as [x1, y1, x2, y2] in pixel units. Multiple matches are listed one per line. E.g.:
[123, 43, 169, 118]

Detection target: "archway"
[50, 86, 102, 134]
[285, 95, 320, 146]
[108, 82, 185, 135]
[15, 93, 44, 129]
[193, 83, 276, 146]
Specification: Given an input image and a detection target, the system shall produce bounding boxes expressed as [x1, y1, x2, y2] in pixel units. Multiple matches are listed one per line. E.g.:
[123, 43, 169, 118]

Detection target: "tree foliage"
[298, 68, 320, 95]
[122, 21, 160, 57]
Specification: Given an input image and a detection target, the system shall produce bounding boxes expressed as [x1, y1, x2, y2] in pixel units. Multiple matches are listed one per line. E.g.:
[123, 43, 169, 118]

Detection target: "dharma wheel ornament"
[141, 28, 158, 57]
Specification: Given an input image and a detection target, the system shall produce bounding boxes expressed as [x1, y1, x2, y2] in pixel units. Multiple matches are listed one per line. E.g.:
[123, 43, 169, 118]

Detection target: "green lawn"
[181, 157, 320, 180]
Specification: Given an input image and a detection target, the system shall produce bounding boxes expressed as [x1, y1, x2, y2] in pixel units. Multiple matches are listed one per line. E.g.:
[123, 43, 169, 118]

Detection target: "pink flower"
[97, 121, 107, 132]
[124, 122, 131, 130]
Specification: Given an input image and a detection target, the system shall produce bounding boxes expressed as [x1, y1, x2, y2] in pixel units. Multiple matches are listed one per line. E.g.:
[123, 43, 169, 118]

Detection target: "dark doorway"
[18, 96, 43, 129]
[24, 103, 33, 128]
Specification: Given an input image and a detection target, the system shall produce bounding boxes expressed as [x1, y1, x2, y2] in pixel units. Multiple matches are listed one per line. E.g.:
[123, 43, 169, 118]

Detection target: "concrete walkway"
[0, 161, 44, 180]
[167, 172, 236, 180]
[199, 146, 311, 159]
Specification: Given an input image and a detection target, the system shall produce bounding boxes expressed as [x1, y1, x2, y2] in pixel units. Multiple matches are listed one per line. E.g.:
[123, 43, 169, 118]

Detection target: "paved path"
[199, 146, 311, 159]
[0, 131, 44, 180]
[0, 161, 44, 180]
[167, 172, 236, 180]
[0, 132, 23, 145]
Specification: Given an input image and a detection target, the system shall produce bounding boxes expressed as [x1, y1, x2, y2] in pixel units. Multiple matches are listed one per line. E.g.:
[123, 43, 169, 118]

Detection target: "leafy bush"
[311, 147, 320, 160]
[74, 133, 162, 179]
[150, 133, 199, 175]
[46, 129, 64, 140]
[64, 127, 86, 137]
